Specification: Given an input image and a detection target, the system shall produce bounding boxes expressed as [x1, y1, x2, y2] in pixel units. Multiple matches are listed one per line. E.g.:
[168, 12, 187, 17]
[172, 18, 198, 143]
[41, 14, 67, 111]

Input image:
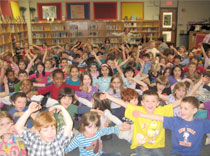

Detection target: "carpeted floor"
[66, 123, 210, 156]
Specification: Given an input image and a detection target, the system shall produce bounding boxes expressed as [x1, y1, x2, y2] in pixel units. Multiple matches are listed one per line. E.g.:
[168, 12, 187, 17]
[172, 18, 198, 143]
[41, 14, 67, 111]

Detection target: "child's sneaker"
[205, 137, 210, 145]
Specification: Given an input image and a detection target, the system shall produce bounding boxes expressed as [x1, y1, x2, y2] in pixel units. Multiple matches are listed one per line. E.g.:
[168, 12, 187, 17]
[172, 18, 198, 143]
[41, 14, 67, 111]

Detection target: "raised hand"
[28, 102, 42, 113]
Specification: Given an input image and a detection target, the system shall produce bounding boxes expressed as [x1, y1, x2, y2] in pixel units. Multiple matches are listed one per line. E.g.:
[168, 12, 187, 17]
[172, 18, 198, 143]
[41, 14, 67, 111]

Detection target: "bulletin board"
[66, 2, 90, 20]
[121, 2, 144, 20]
[94, 2, 117, 20]
[37, 3, 62, 21]
[10, 0, 21, 19]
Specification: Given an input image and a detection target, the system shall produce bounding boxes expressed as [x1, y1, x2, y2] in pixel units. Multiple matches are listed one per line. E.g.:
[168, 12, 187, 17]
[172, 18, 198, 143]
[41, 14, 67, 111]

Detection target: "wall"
[18, 0, 210, 47]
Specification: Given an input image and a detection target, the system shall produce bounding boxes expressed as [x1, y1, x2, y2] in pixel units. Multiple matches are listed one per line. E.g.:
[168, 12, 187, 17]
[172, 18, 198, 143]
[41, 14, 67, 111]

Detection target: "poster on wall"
[66, 3, 90, 20]
[70, 5, 85, 19]
[162, 31, 172, 42]
[162, 12, 172, 28]
[42, 6, 57, 19]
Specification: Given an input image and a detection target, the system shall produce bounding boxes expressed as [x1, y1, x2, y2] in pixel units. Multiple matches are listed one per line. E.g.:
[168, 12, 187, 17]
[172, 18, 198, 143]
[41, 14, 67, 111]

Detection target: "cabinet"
[0, 22, 28, 53]
[31, 20, 160, 46]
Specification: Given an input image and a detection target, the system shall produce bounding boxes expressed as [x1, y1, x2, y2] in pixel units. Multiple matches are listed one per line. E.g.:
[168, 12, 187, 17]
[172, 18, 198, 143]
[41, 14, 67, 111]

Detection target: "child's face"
[164, 69, 171, 77]
[0, 117, 13, 134]
[45, 61, 52, 69]
[191, 58, 198, 65]
[53, 73, 64, 87]
[101, 66, 109, 77]
[125, 71, 134, 78]
[84, 123, 98, 137]
[175, 87, 186, 99]
[61, 60, 68, 68]
[82, 53, 88, 60]
[160, 58, 166, 65]
[188, 64, 196, 73]
[39, 125, 56, 142]
[203, 76, 210, 85]
[173, 67, 181, 78]
[37, 64, 44, 73]
[83, 75, 91, 86]
[107, 60, 115, 69]
[70, 67, 79, 78]
[179, 47, 185, 53]
[143, 57, 149, 63]
[18, 73, 28, 81]
[174, 58, 180, 65]
[90, 65, 97, 73]
[19, 62, 26, 70]
[156, 83, 166, 92]
[60, 96, 72, 109]
[12, 97, 27, 111]
[130, 98, 138, 106]
[180, 102, 197, 121]
[141, 95, 160, 113]
[7, 72, 15, 82]
[111, 77, 121, 90]
[20, 80, 33, 94]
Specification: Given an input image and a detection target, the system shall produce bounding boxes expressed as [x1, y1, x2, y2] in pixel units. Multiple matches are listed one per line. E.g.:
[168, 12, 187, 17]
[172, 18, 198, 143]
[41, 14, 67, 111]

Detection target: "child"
[28, 69, 73, 100]
[15, 102, 73, 156]
[133, 96, 210, 156]
[0, 111, 27, 155]
[75, 71, 98, 115]
[168, 65, 185, 86]
[9, 92, 33, 128]
[66, 65, 80, 91]
[201, 44, 210, 68]
[29, 62, 51, 85]
[65, 111, 129, 156]
[93, 64, 113, 92]
[5, 69, 19, 93]
[54, 87, 78, 131]
[88, 63, 99, 80]
[15, 70, 28, 92]
[107, 74, 125, 120]
[105, 90, 178, 156]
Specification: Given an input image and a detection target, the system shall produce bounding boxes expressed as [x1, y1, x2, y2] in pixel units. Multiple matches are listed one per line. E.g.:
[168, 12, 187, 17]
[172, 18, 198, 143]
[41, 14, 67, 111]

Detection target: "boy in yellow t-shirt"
[105, 89, 180, 156]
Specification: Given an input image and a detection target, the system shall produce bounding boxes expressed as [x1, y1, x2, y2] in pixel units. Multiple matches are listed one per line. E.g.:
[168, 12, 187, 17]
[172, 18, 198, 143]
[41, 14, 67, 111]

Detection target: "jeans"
[135, 146, 165, 156]
[101, 153, 121, 156]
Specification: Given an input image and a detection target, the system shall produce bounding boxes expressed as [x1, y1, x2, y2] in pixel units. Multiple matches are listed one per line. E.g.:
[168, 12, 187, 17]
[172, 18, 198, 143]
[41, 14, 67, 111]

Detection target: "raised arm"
[188, 77, 203, 96]
[90, 50, 102, 65]
[104, 92, 128, 108]
[15, 102, 41, 135]
[49, 105, 73, 136]
[133, 110, 164, 122]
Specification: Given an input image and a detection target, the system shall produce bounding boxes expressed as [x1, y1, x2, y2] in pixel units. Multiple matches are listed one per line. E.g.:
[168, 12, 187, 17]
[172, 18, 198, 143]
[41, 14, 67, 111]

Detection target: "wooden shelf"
[31, 20, 160, 45]
[0, 22, 28, 53]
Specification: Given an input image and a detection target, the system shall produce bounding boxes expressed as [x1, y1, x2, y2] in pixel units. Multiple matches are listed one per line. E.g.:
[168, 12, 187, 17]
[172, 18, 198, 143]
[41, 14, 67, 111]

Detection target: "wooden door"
[160, 8, 177, 45]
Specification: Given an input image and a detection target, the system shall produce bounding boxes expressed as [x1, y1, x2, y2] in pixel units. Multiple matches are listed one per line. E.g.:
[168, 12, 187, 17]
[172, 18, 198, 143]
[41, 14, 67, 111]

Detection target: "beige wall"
[18, 0, 210, 47]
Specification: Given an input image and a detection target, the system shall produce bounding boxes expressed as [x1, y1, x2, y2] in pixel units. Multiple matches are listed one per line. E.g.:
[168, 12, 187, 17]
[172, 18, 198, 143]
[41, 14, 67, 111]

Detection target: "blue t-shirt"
[142, 61, 152, 74]
[164, 117, 210, 156]
[9, 106, 32, 128]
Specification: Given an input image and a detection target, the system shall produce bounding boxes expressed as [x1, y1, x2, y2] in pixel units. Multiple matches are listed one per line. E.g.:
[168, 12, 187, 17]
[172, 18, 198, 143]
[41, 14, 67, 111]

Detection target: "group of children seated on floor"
[0, 39, 210, 156]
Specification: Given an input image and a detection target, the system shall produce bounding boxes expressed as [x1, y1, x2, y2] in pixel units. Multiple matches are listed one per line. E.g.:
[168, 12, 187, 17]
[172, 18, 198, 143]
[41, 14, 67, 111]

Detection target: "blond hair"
[156, 75, 169, 86]
[0, 111, 13, 122]
[33, 112, 56, 131]
[173, 82, 187, 97]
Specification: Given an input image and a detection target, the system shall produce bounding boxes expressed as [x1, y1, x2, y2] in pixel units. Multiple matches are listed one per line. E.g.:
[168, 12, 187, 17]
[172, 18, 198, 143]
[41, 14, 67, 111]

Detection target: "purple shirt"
[75, 86, 98, 106]
[204, 101, 210, 120]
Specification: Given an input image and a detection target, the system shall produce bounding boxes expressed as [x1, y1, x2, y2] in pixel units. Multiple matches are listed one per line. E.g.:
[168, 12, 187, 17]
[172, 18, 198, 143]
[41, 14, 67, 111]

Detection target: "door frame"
[160, 7, 178, 46]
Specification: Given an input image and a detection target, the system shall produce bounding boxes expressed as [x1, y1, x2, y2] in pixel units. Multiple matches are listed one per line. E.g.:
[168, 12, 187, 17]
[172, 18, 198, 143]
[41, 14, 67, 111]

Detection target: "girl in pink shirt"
[29, 62, 51, 85]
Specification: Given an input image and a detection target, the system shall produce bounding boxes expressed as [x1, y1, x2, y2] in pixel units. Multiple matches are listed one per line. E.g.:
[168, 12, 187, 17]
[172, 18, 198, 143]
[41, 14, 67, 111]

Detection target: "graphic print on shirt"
[84, 139, 102, 154]
[178, 127, 196, 147]
[136, 121, 160, 145]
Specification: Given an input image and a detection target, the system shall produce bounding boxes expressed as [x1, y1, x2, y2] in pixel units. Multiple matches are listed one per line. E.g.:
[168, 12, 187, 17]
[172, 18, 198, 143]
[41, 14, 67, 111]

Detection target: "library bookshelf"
[0, 22, 28, 53]
[31, 20, 160, 46]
